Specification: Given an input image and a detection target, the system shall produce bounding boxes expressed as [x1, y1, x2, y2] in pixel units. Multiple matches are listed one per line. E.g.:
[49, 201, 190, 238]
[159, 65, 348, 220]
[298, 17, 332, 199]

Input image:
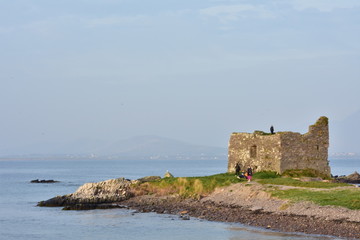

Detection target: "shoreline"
[37, 176, 360, 239]
[122, 195, 360, 239]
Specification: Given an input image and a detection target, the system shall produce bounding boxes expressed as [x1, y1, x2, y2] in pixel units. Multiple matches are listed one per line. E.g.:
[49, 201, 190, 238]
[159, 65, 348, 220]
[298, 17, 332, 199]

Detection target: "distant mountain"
[0, 138, 108, 156]
[331, 110, 360, 154]
[0, 135, 227, 160]
[93, 135, 227, 159]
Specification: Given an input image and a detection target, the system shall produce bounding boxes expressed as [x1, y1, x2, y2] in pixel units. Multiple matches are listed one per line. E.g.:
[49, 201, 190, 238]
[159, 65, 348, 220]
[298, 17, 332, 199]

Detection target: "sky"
[1, 0, 360, 154]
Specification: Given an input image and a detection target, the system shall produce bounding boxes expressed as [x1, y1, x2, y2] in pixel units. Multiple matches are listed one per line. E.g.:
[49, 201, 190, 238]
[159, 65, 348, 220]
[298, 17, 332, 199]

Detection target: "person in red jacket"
[246, 167, 253, 182]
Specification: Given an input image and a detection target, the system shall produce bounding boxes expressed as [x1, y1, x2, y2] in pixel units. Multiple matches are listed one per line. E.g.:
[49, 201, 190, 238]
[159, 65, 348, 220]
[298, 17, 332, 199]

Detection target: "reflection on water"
[228, 226, 341, 240]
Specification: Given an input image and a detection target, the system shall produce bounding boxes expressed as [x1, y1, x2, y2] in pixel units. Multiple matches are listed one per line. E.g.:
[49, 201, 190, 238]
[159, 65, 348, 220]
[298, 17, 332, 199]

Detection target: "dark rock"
[37, 195, 73, 207]
[31, 179, 59, 183]
[346, 171, 360, 181]
[180, 215, 190, 220]
[62, 203, 127, 210]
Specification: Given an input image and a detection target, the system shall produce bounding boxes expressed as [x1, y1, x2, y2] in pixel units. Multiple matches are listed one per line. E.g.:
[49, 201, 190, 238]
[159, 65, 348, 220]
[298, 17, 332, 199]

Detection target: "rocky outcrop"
[38, 178, 133, 210]
[335, 171, 360, 184]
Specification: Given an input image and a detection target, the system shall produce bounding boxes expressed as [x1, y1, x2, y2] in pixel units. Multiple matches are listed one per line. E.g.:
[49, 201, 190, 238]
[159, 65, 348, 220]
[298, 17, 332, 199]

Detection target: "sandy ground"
[201, 182, 360, 222]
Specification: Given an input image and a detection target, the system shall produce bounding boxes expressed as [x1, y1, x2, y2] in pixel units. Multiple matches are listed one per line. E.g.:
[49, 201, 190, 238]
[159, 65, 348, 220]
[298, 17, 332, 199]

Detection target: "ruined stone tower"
[228, 116, 331, 177]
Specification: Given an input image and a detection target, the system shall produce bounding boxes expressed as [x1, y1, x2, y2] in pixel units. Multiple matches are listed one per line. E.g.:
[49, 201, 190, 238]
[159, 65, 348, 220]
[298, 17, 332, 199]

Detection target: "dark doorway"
[250, 145, 257, 158]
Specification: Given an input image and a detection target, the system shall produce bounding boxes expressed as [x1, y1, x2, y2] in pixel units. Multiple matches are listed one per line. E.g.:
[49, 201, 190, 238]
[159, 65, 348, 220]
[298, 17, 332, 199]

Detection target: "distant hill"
[94, 135, 225, 156]
[0, 135, 227, 160]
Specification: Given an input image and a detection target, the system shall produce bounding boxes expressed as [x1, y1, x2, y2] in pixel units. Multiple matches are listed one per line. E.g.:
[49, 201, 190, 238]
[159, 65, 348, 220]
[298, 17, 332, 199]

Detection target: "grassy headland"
[130, 170, 360, 210]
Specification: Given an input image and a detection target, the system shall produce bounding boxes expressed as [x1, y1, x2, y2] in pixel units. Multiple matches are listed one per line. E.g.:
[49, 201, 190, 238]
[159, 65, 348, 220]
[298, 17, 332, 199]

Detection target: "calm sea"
[0, 158, 358, 240]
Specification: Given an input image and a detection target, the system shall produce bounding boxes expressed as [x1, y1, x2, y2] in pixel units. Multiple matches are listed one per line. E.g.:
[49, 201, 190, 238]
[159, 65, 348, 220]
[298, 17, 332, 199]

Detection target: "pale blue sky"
[1, 0, 360, 154]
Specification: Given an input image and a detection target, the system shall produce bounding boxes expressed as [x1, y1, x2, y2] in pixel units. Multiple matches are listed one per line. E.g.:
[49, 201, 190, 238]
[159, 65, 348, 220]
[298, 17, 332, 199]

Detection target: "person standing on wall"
[270, 125, 275, 134]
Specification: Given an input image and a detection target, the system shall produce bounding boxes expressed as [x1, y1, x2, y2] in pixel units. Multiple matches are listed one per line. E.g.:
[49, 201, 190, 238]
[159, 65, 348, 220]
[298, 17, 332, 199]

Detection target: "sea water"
[0, 158, 358, 240]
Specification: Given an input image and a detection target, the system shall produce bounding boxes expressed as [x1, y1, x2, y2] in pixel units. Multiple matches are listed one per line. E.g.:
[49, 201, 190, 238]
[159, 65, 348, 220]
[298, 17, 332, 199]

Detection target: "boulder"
[335, 171, 360, 184]
[38, 178, 133, 209]
[346, 171, 360, 181]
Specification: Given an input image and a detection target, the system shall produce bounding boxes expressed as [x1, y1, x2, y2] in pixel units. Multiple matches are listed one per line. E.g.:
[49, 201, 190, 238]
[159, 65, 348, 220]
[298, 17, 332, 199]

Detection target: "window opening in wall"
[250, 145, 257, 158]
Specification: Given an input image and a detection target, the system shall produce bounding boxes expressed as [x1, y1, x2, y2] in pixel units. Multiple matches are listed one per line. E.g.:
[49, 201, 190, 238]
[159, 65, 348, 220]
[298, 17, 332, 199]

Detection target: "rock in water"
[38, 178, 133, 209]
[180, 215, 190, 220]
[164, 170, 174, 178]
[31, 179, 59, 183]
[336, 171, 360, 184]
[346, 172, 360, 182]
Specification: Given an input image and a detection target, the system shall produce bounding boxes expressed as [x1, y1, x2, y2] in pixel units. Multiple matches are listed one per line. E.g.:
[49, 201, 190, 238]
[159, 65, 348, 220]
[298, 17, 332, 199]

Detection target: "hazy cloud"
[199, 4, 275, 23]
[86, 15, 151, 27]
[290, 0, 360, 12]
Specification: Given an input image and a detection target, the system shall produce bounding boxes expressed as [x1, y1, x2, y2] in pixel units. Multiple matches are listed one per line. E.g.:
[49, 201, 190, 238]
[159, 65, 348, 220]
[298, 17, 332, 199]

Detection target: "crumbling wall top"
[308, 116, 328, 131]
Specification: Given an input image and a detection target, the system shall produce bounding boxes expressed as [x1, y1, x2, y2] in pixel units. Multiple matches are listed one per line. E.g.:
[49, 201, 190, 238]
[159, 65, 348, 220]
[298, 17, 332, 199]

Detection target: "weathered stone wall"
[228, 132, 282, 173]
[279, 117, 330, 176]
[228, 117, 331, 177]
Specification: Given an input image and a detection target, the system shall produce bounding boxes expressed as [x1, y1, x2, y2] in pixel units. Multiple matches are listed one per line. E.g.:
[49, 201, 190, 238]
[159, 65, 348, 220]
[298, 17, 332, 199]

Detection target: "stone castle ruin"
[228, 116, 331, 177]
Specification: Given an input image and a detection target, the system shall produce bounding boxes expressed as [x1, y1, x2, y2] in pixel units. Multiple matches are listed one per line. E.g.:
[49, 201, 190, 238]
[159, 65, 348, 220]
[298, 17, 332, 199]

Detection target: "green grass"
[271, 188, 360, 210]
[257, 177, 349, 188]
[253, 171, 280, 179]
[253, 130, 273, 136]
[131, 173, 244, 199]
[282, 168, 330, 179]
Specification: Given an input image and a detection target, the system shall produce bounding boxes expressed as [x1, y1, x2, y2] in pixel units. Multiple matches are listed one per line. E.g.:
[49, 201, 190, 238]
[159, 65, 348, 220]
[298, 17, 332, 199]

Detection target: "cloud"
[290, 0, 360, 12]
[200, 4, 256, 16]
[18, 15, 85, 37]
[199, 4, 275, 23]
[86, 15, 151, 27]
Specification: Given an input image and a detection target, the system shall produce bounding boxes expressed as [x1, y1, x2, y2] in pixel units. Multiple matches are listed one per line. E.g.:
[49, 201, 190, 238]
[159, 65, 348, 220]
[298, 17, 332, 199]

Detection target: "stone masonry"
[228, 117, 331, 177]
